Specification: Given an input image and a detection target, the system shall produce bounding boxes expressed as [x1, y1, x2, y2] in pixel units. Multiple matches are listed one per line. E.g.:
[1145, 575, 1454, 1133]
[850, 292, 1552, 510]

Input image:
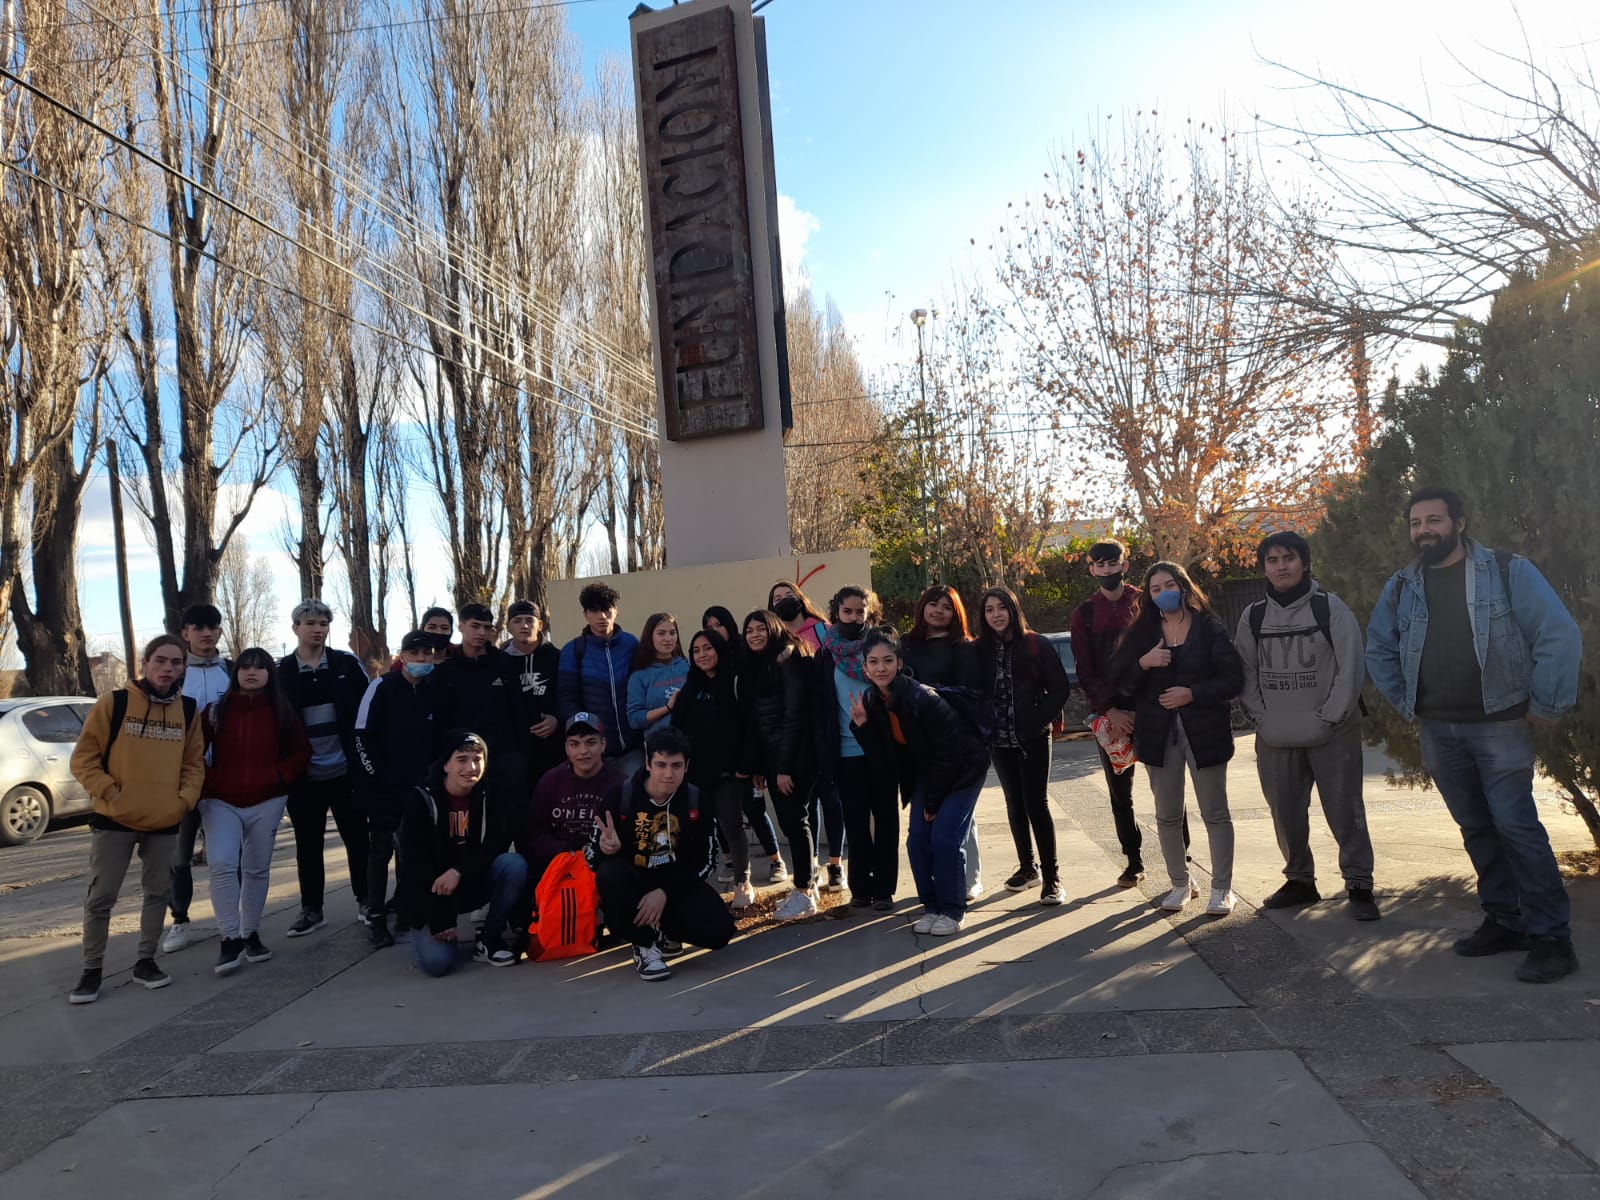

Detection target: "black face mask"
[773, 597, 803, 622]
[1097, 571, 1125, 592]
[835, 621, 865, 641]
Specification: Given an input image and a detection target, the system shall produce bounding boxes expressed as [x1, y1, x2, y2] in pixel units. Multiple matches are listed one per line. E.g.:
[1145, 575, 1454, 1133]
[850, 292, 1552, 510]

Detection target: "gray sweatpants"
[1255, 721, 1374, 890]
[1144, 719, 1234, 893]
[82, 827, 180, 970]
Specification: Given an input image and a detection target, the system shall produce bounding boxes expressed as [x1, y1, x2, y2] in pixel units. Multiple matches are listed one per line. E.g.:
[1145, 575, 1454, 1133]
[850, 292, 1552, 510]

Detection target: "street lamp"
[910, 309, 933, 583]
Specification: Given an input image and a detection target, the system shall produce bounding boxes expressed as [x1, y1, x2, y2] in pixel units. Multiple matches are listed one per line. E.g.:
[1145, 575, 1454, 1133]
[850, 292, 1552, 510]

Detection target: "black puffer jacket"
[852, 673, 990, 813]
[738, 646, 814, 780]
[973, 632, 1073, 742]
[899, 635, 979, 689]
[1112, 612, 1244, 769]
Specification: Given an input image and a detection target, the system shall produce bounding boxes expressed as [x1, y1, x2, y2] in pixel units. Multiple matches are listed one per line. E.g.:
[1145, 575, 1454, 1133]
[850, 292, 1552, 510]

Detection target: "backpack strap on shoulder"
[101, 690, 131, 771]
[1247, 599, 1267, 643]
[1309, 592, 1333, 646]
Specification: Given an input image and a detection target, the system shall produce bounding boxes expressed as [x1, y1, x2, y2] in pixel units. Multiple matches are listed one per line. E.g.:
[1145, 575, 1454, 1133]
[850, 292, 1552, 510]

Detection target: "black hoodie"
[672, 666, 743, 786]
[397, 767, 510, 933]
[503, 639, 563, 771]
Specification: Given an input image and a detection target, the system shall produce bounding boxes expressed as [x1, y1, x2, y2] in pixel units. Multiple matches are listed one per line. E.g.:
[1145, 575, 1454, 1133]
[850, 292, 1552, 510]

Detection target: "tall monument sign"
[631, 0, 791, 567]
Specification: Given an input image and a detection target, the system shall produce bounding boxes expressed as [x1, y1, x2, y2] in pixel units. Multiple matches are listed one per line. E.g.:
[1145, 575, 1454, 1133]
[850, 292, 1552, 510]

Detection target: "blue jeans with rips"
[1421, 719, 1570, 940]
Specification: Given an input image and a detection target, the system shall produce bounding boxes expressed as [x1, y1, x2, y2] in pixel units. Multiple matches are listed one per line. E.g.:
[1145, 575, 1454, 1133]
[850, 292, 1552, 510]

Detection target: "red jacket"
[204, 692, 312, 807]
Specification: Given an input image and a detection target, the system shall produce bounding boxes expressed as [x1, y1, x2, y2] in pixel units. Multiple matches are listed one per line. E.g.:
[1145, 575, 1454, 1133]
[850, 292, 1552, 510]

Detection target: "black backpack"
[100, 690, 199, 769]
[1246, 592, 1367, 718]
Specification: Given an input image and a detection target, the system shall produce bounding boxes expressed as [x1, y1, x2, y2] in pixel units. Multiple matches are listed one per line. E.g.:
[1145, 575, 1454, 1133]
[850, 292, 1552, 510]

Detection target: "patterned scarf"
[821, 624, 867, 682]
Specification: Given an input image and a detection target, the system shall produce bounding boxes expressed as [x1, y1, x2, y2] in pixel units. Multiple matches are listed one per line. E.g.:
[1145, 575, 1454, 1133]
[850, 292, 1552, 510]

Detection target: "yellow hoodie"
[70, 684, 206, 832]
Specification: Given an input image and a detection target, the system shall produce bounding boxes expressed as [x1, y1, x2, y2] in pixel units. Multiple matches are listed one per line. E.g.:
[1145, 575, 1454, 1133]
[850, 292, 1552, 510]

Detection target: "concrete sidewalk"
[2, 734, 1597, 1198]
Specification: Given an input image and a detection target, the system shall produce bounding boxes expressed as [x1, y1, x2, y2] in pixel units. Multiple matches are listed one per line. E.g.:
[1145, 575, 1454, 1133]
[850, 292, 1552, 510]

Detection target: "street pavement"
[2, 733, 1598, 1198]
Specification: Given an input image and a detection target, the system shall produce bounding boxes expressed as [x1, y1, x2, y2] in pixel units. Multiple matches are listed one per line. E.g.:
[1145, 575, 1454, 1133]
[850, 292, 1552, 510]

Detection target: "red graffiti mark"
[796, 563, 826, 591]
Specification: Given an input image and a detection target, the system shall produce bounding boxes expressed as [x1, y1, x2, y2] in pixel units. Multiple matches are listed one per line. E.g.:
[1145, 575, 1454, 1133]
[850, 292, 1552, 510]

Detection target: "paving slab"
[0, 1052, 1422, 1200]
[214, 831, 1236, 1053]
[1448, 1040, 1600, 1166]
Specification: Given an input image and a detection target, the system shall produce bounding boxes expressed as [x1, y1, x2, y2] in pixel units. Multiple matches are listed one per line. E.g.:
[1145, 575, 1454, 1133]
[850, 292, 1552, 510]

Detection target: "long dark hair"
[214, 647, 303, 746]
[975, 586, 1032, 645]
[905, 584, 971, 643]
[767, 580, 827, 624]
[741, 608, 806, 665]
[683, 629, 735, 701]
[632, 612, 684, 670]
[1116, 560, 1212, 653]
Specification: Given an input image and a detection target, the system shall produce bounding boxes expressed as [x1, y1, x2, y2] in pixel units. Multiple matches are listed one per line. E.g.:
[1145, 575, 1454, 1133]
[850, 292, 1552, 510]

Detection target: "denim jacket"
[1366, 539, 1582, 722]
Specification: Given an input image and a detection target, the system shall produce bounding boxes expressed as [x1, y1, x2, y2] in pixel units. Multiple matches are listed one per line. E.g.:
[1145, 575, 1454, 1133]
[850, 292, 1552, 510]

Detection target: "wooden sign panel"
[635, 7, 765, 441]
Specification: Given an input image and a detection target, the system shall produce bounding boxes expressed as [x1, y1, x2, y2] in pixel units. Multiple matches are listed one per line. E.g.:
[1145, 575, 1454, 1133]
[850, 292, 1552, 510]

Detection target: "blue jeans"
[1420, 720, 1570, 940]
[411, 852, 530, 977]
[906, 780, 982, 918]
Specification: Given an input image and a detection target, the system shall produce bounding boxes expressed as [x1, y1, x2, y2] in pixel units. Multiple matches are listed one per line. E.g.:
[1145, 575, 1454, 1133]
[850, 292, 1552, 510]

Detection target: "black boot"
[1515, 937, 1578, 983]
[1453, 916, 1530, 957]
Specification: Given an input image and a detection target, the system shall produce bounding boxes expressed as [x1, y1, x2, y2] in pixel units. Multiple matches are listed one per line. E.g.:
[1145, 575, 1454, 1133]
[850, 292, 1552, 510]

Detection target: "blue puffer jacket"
[558, 631, 642, 756]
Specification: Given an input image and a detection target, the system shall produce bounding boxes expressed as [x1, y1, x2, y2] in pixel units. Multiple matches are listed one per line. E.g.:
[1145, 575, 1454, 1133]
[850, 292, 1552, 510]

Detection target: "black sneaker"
[356, 905, 374, 927]
[473, 940, 518, 967]
[1516, 937, 1578, 984]
[215, 938, 246, 977]
[656, 934, 686, 959]
[243, 933, 272, 963]
[1346, 888, 1382, 922]
[132, 957, 172, 989]
[633, 944, 672, 981]
[369, 920, 396, 950]
[69, 968, 102, 1005]
[872, 897, 895, 912]
[1262, 880, 1321, 909]
[1116, 863, 1144, 888]
[285, 910, 326, 938]
[1040, 877, 1065, 906]
[823, 863, 845, 893]
[1453, 916, 1531, 957]
[1004, 866, 1041, 892]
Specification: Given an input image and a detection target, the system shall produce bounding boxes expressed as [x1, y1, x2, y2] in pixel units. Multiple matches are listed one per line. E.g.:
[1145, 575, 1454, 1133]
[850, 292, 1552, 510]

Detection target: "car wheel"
[0, 785, 52, 846]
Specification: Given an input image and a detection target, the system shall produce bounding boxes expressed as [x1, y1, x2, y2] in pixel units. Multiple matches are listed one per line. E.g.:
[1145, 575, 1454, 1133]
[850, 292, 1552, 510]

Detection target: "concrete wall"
[544, 549, 873, 645]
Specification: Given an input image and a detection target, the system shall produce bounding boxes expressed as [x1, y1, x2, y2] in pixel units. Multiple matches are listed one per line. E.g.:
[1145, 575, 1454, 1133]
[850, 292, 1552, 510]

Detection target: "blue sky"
[47, 0, 1600, 658]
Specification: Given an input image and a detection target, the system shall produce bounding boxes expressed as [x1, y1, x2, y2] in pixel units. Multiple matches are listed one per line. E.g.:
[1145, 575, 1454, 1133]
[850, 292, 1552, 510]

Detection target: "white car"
[0, 696, 98, 845]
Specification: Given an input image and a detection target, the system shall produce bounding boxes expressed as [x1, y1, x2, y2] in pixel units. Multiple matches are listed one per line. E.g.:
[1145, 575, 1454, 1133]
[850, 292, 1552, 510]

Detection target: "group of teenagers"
[62, 484, 1584, 1001]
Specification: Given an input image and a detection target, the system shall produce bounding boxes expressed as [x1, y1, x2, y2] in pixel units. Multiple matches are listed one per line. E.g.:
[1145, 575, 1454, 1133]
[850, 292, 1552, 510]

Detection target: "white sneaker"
[160, 922, 190, 954]
[912, 912, 939, 934]
[966, 880, 984, 903]
[774, 888, 817, 922]
[1159, 881, 1199, 912]
[1205, 889, 1237, 916]
[731, 882, 756, 910]
[928, 914, 963, 937]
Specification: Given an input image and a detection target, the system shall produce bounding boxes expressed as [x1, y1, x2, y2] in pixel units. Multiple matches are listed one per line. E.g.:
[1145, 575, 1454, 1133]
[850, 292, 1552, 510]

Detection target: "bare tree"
[784, 289, 879, 554]
[1266, 33, 1600, 347]
[120, 0, 277, 631]
[214, 537, 276, 656]
[0, 3, 134, 695]
[995, 116, 1348, 565]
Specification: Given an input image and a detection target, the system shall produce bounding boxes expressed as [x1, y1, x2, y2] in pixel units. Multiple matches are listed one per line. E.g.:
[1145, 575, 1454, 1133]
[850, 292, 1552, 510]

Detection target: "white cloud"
[777, 192, 820, 295]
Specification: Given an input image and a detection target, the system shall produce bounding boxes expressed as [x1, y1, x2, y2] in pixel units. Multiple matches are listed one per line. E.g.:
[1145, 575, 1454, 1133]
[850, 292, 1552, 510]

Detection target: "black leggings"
[707, 776, 752, 884]
[593, 856, 735, 950]
[993, 735, 1057, 877]
[286, 775, 368, 912]
[835, 755, 899, 901]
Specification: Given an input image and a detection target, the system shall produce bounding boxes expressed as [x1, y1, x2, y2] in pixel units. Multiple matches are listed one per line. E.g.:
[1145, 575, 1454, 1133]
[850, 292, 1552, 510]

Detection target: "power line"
[3, 34, 659, 437]
[0, 154, 655, 444]
[50, 0, 659, 407]
[50, 0, 609, 52]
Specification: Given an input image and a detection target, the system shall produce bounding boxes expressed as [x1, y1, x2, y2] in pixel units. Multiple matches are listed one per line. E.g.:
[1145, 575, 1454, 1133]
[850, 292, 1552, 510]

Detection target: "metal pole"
[913, 311, 932, 583]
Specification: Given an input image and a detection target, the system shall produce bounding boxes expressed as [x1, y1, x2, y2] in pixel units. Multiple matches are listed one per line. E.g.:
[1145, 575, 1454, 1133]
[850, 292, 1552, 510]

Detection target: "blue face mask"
[1152, 588, 1184, 613]
[403, 661, 435, 679]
